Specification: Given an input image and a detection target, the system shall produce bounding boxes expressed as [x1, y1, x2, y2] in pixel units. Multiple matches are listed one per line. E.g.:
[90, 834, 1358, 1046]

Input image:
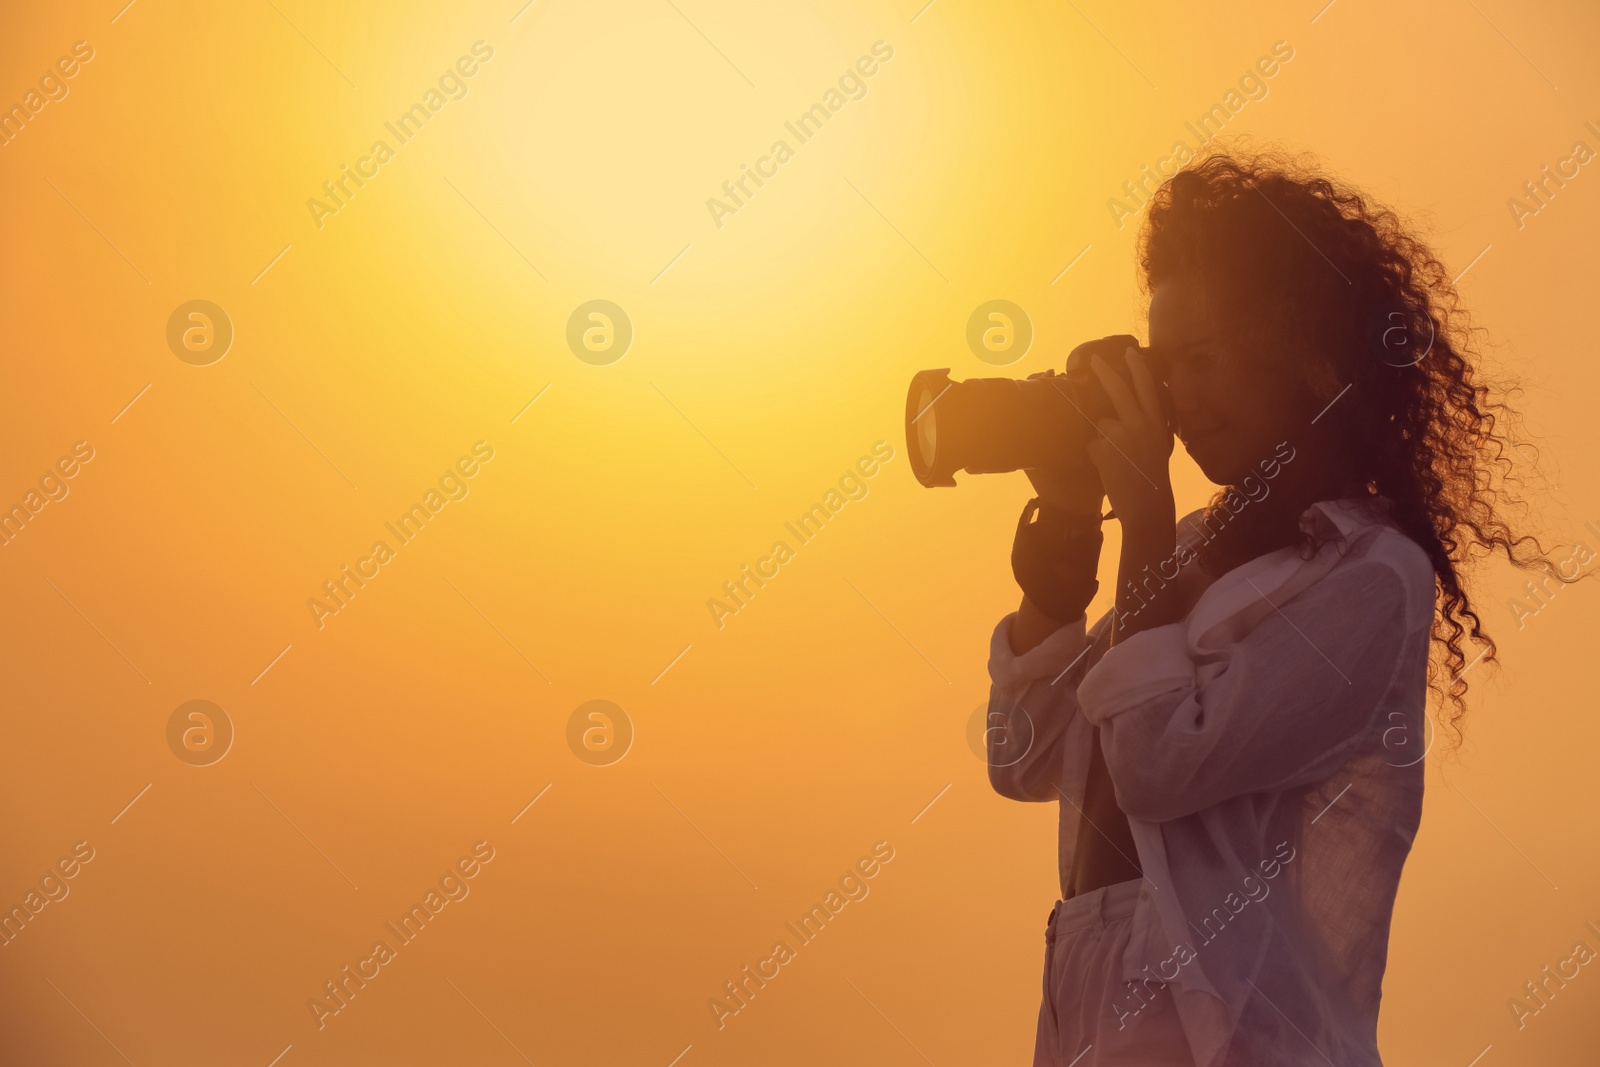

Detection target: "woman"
[986, 148, 1566, 1065]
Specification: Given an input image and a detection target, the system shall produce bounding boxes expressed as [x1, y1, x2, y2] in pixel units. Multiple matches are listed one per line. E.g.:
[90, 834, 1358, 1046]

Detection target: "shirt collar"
[1298, 496, 1399, 547]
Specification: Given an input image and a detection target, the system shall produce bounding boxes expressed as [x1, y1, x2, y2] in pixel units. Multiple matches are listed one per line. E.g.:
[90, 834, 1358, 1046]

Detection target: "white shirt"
[986, 498, 1435, 1066]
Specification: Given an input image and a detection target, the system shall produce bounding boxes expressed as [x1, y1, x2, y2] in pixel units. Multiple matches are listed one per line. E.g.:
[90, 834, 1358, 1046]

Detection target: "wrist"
[1033, 497, 1106, 532]
[1009, 595, 1081, 655]
[1115, 496, 1176, 538]
[1112, 519, 1183, 642]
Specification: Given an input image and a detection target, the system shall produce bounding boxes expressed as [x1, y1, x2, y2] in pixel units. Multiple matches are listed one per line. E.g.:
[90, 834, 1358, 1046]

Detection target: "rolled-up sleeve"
[1076, 559, 1421, 823]
[984, 611, 1090, 801]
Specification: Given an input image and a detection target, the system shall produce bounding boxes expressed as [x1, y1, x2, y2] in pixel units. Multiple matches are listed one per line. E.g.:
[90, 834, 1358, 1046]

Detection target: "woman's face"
[1147, 275, 1304, 486]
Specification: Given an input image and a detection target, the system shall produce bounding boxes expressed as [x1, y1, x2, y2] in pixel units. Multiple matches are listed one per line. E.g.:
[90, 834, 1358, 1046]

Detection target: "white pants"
[1034, 880, 1194, 1066]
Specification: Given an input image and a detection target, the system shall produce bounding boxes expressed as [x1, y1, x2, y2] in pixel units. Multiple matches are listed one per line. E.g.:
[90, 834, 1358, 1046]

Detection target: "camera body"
[906, 334, 1173, 488]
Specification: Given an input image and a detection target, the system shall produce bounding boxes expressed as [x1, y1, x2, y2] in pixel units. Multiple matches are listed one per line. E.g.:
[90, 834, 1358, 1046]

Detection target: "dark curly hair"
[1135, 143, 1575, 736]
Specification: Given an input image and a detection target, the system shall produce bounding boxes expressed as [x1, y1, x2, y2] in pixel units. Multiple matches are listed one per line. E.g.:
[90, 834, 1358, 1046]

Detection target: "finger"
[1088, 424, 1131, 467]
[1093, 420, 1162, 487]
[1126, 348, 1166, 426]
[1091, 352, 1142, 425]
[1085, 437, 1131, 483]
[1085, 437, 1110, 474]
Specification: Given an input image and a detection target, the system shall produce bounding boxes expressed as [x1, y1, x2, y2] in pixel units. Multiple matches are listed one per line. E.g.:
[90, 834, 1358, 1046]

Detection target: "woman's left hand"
[1085, 347, 1176, 534]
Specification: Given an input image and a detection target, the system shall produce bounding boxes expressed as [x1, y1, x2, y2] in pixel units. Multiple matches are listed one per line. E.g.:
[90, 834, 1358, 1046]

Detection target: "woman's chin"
[1183, 441, 1228, 483]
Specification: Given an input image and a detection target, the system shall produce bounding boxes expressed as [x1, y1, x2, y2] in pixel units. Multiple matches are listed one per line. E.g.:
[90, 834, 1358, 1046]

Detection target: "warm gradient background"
[1, 0, 1597, 1064]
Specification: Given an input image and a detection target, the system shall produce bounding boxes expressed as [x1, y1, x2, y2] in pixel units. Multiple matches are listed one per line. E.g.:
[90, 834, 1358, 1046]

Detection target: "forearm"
[988, 617, 1089, 802]
[1111, 510, 1181, 645]
[986, 674, 1071, 802]
[1081, 559, 1420, 822]
[1008, 595, 1075, 655]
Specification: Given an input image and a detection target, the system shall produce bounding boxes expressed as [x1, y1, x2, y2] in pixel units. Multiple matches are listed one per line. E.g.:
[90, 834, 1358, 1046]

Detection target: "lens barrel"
[905, 334, 1153, 488]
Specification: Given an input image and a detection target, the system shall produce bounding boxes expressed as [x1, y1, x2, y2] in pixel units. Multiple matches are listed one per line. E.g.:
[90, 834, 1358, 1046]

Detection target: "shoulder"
[1172, 497, 1436, 647]
[1176, 506, 1213, 552]
[1307, 499, 1436, 631]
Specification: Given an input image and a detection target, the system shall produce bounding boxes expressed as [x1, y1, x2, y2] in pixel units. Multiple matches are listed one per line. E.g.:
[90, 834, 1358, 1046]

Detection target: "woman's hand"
[1087, 347, 1183, 645]
[1086, 347, 1176, 534]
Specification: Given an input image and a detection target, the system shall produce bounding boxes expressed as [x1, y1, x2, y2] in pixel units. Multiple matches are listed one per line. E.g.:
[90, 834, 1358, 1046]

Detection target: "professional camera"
[905, 334, 1175, 488]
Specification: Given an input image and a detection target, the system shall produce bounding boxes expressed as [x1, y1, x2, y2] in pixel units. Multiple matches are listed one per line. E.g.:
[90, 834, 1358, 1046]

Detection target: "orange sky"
[1, 1, 1598, 1064]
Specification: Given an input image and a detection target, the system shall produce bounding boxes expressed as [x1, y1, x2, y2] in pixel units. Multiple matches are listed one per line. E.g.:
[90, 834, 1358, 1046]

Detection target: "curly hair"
[1135, 143, 1574, 737]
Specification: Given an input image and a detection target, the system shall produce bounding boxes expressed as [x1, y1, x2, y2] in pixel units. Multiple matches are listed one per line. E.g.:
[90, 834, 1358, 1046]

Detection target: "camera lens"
[905, 334, 1164, 487]
[915, 383, 938, 472]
